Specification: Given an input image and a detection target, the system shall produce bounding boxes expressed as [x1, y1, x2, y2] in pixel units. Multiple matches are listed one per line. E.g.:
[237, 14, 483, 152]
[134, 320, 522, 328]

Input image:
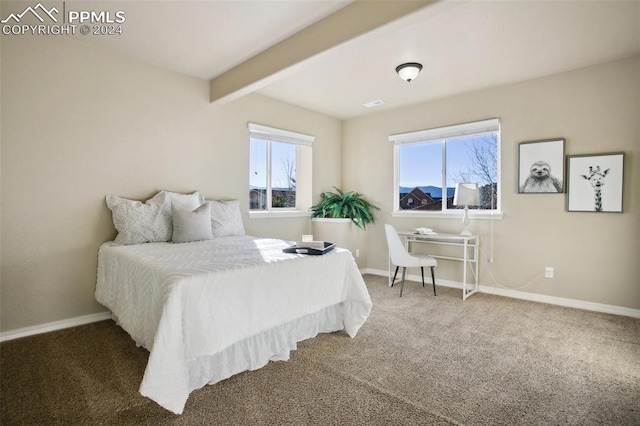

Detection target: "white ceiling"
[257, 0, 640, 119]
[50, 1, 640, 119]
[60, 0, 352, 80]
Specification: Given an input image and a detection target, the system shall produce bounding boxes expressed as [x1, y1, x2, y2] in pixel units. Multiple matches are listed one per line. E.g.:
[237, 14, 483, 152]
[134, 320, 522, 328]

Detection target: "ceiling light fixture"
[363, 99, 385, 108]
[395, 62, 423, 82]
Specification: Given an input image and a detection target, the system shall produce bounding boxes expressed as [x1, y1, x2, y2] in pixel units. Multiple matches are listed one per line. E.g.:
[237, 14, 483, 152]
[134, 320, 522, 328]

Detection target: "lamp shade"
[395, 62, 422, 82]
[453, 183, 479, 206]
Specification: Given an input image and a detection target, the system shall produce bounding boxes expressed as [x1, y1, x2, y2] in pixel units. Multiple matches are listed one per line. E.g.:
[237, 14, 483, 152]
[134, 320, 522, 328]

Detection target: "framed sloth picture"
[518, 139, 565, 193]
[566, 152, 625, 213]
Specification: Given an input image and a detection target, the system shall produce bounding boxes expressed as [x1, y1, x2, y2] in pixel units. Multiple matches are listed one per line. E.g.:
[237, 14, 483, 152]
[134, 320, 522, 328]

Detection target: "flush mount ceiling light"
[363, 99, 385, 108]
[395, 62, 423, 82]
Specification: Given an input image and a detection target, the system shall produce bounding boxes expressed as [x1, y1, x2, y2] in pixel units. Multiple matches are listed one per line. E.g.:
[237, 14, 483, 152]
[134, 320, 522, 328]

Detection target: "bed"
[95, 234, 372, 414]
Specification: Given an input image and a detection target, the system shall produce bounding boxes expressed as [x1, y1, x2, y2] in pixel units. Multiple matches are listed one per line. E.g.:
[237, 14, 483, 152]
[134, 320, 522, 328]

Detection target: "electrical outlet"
[355, 249, 360, 258]
[545, 267, 554, 279]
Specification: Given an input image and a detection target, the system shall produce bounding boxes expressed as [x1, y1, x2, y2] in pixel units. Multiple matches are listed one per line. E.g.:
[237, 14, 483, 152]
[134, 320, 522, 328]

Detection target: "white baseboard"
[363, 268, 640, 319]
[0, 311, 112, 343]
[3, 268, 638, 342]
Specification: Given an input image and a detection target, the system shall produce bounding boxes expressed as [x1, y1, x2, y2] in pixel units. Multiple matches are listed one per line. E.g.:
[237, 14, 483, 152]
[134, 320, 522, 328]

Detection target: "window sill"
[391, 210, 504, 220]
[248, 210, 311, 219]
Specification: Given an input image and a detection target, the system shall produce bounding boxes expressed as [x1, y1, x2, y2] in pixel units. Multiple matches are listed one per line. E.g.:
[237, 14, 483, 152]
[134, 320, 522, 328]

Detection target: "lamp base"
[459, 205, 473, 237]
[460, 229, 473, 237]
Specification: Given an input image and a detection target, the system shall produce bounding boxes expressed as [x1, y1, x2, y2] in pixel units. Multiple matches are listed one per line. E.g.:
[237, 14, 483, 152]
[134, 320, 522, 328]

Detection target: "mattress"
[95, 235, 372, 413]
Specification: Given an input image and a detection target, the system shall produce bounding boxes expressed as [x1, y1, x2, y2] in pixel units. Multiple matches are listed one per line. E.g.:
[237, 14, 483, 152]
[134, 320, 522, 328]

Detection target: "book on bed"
[283, 241, 335, 255]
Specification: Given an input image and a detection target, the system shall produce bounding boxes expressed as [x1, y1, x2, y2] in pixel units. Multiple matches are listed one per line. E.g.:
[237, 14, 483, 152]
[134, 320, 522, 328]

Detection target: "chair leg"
[400, 267, 406, 297]
[431, 266, 436, 296]
[391, 266, 399, 287]
[421, 267, 425, 287]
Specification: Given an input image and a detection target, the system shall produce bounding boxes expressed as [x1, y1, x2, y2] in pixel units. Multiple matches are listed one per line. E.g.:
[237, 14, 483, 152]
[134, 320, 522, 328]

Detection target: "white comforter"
[95, 236, 372, 414]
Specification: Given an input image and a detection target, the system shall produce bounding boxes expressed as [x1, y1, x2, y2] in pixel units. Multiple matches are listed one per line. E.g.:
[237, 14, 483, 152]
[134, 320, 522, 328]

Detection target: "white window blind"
[248, 123, 314, 146]
[389, 118, 499, 145]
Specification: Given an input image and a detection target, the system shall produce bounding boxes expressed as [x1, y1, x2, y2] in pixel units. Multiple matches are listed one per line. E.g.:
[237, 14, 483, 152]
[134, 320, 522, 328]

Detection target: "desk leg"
[462, 239, 468, 299]
[462, 238, 480, 300]
[474, 240, 479, 291]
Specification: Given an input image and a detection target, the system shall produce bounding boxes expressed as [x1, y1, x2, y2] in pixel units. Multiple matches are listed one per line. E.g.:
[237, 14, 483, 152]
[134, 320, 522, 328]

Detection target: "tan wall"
[0, 36, 341, 332]
[2, 35, 637, 334]
[342, 56, 640, 310]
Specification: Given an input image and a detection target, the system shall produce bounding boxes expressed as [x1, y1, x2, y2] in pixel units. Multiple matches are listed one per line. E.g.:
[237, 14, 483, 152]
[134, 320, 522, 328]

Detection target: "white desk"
[390, 232, 480, 300]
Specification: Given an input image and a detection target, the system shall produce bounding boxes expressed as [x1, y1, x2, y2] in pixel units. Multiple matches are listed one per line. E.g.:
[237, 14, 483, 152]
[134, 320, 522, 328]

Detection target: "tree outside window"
[392, 119, 500, 213]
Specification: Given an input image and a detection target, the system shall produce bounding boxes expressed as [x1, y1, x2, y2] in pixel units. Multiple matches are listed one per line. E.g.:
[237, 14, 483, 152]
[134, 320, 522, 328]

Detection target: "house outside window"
[390, 118, 501, 216]
[249, 123, 313, 215]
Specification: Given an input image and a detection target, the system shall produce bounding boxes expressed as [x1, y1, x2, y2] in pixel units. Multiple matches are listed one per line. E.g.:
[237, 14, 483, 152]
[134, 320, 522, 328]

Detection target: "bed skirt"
[139, 303, 347, 414]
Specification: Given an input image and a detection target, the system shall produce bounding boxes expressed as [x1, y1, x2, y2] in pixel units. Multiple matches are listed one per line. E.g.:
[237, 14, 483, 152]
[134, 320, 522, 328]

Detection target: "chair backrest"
[384, 224, 413, 266]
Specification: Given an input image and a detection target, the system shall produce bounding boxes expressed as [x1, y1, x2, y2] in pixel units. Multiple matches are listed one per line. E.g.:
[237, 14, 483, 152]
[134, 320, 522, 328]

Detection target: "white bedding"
[95, 235, 372, 414]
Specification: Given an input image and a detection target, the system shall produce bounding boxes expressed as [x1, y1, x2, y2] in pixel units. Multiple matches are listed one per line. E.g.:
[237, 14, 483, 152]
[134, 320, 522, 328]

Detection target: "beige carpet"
[1, 274, 639, 425]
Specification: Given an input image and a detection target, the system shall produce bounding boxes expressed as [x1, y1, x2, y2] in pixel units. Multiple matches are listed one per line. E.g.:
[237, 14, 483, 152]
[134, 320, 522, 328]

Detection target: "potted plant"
[310, 187, 380, 230]
[310, 188, 380, 267]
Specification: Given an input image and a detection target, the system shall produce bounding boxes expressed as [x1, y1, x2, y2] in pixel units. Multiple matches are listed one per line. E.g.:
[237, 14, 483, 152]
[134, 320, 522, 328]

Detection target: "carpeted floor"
[1, 274, 639, 425]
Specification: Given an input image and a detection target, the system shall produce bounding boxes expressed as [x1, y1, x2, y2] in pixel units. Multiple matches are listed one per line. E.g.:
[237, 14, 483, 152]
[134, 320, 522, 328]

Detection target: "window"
[390, 119, 500, 215]
[249, 123, 313, 214]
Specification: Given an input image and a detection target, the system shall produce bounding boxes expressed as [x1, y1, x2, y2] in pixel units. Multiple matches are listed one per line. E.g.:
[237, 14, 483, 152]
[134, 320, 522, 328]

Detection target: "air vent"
[363, 100, 385, 108]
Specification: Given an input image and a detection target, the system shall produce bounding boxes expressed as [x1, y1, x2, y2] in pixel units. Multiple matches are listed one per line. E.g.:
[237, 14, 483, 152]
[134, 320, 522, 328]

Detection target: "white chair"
[384, 224, 437, 297]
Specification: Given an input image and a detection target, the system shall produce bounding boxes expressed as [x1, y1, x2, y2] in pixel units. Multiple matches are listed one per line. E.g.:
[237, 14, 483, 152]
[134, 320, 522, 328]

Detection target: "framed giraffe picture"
[566, 152, 625, 213]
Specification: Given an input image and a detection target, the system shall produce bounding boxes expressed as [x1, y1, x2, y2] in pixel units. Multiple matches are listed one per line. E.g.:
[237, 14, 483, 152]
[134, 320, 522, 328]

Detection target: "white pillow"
[160, 190, 203, 210]
[106, 192, 169, 245]
[156, 190, 203, 241]
[171, 203, 213, 243]
[208, 200, 245, 237]
[106, 190, 203, 244]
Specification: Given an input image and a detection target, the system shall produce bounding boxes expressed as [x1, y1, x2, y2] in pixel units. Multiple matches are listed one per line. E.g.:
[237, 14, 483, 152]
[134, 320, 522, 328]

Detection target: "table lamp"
[453, 183, 479, 236]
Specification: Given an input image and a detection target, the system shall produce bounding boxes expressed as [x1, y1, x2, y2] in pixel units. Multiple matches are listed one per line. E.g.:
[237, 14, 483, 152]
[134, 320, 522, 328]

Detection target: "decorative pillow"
[171, 203, 213, 243]
[106, 190, 203, 244]
[208, 200, 245, 237]
[159, 190, 203, 210]
[106, 192, 170, 245]
[155, 190, 203, 241]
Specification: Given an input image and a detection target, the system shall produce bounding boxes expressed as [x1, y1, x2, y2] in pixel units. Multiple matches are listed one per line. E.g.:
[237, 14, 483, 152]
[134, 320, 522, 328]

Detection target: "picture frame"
[566, 152, 625, 213]
[518, 138, 565, 193]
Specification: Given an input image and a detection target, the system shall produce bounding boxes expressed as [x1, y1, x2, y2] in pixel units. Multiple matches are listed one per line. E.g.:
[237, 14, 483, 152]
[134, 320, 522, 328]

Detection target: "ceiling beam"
[209, 0, 436, 104]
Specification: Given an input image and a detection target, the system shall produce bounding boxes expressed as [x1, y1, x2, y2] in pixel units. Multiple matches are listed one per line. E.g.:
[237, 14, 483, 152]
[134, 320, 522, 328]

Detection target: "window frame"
[390, 118, 503, 219]
[248, 123, 313, 218]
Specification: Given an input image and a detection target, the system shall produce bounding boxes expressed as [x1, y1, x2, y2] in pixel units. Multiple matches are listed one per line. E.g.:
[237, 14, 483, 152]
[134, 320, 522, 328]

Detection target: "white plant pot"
[311, 218, 366, 267]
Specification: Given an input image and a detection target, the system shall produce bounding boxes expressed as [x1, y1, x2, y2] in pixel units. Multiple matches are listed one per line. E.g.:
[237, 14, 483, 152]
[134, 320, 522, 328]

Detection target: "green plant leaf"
[309, 187, 380, 229]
